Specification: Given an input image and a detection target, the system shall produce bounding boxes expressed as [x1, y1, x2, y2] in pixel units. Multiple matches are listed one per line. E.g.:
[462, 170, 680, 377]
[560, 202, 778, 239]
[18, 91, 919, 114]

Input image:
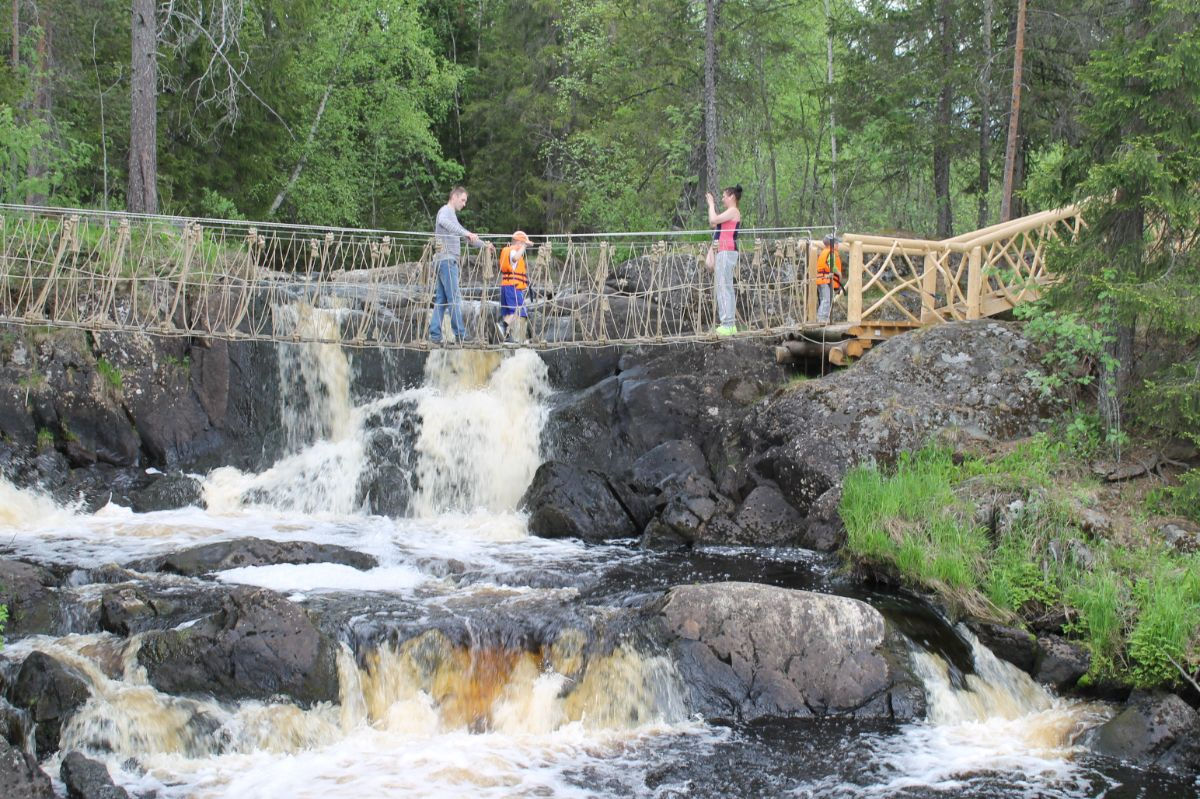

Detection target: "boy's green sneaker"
[715, 325, 737, 336]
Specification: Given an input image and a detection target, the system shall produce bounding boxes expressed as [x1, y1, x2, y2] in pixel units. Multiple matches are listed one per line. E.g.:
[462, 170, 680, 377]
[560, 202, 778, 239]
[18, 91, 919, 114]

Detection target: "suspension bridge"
[0, 203, 1081, 362]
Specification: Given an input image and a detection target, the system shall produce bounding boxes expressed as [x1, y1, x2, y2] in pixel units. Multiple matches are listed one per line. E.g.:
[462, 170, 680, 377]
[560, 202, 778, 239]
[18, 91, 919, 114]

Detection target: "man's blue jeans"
[430, 256, 466, 342]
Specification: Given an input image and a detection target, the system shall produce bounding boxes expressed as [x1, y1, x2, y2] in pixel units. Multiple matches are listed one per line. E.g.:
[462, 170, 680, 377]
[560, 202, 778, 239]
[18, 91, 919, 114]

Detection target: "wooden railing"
[833, 204, 1082, 328]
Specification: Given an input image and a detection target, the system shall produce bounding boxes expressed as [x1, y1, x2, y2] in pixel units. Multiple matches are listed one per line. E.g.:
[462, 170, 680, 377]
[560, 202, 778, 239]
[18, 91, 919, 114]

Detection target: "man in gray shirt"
[431, 186, 493, 344]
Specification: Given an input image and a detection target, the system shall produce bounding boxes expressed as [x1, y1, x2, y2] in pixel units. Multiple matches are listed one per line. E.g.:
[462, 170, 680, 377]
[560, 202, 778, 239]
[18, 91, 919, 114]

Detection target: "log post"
[846, 240, 863, 324]
[806, 239, 820, 323]
[967, 245, 983, 319]
[920, 250, 938, 324]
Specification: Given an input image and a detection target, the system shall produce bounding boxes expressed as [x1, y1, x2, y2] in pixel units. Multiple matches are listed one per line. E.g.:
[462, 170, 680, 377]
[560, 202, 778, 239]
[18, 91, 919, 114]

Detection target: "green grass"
[96, 357, 123, 391]
[36, 428, 54, 449]
[841, 438, 1200, 691]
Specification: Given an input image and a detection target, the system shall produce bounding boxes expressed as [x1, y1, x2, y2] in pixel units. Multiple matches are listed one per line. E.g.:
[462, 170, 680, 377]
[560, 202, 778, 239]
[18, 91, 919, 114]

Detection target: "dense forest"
[0, 0, 1183, 236]
[1, 0, 1198, 458]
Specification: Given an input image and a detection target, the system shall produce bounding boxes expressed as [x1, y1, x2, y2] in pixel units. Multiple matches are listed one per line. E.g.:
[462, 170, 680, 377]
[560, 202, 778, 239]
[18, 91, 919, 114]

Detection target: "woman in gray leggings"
[706, 184, 743, 336]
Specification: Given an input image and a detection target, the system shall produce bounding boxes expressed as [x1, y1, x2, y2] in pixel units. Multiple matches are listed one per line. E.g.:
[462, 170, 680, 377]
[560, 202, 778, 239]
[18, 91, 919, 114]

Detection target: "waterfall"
[48, 631, 690, 799]
[409, 349, 549, 517]
[202, 303, 550, 519]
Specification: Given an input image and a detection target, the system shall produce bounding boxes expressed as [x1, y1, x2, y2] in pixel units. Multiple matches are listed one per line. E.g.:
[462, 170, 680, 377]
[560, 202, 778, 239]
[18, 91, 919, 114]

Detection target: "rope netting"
[0, 204, 838, 350]
[0, 203, 1074, 350]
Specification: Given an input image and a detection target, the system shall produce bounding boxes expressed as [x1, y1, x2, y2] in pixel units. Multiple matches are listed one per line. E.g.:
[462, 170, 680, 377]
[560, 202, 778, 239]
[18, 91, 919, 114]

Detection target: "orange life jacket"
[499, 245, 529, 290]
[816, 246, 843, 291]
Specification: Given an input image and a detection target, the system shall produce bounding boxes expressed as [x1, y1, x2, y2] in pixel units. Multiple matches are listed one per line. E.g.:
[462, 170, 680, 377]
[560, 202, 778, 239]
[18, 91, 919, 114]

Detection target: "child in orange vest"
[498, 231, 532, 342]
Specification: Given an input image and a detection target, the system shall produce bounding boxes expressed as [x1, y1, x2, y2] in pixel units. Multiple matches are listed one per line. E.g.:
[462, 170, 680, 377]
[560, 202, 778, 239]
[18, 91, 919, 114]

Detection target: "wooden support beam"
[966, 245, 983, 320]
[847, 240, 863, 324]
[827, 340, 852, 366]
[920, 252, 938, 324]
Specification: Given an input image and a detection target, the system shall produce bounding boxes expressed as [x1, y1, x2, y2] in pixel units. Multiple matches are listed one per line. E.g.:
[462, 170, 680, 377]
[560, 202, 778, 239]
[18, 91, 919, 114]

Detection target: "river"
[0, 309, 1192, 798]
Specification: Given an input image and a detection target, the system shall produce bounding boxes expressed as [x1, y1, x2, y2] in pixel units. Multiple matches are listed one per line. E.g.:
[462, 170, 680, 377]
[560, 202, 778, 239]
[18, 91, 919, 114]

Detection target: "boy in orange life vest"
[498, 231, 533, 342]
[816, 234, 843, 324]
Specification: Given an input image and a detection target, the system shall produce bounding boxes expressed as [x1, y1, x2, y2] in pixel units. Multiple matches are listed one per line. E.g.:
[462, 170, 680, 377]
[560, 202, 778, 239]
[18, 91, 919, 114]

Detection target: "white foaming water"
[201, 306, 549, 520]
[410, 349, 550, 517]
[32, 631, 703, 799]
[796, 628, 1112, 798]
[0, 477, 78, 527]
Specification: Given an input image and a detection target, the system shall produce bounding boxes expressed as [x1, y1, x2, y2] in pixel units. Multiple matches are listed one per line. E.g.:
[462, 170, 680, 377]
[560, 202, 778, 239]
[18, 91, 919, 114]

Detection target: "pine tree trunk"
[933, 0, 953, 238]
[1099, 0, 1150, 440]
[1000, 0, 1026, 221]
[23, 16, 51, 206]
[128, 0, 158, 214]
[978, 0, 993, 228]
[10, 0, 17, 67]
[824, 0, 839, 230]
[703, 0, 721, 197]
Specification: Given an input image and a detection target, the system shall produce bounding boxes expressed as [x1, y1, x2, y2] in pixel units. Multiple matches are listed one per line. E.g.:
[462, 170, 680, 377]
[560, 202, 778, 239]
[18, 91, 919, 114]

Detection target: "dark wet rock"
[641, 474, 739, 549]
[543, 376, 635, 477]
[98, 580, 231, 636]
[99, 587, 158, 636]
[126, 472, 204, 512]
[58, 464, 156, 512]
[522, 461, 638, 542]
[801, 484, 846, 551]
[631, 439, 710, 491]
[0, 738, 55, 799]
[967, 621, 1038, 674]
[126, 537, 377, 576]
[738, 321, 1050, 515]
[1088, 690, 1200, 773]
[137, 587, 338, 706]
[0, 326, 284, 491]
[540, 347, 622, 391]
[655, 582, 923, 722]
[9, 651, 92, 758]
[60, 751, 131, 799]
[0, 560, 63, 638]
[1034, 634, 1090, 691]
[0, 696, 32, 751]
[733, 485, 806, 548]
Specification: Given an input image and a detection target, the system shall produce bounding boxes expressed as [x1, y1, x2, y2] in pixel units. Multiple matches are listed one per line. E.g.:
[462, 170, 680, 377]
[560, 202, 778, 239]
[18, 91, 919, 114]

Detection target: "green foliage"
[1128, 557, 1200, 687]
[842, 437, 1200, 690]
[36, 428, 54, 450]
[0, 602, 6, 650]
[1015, 305, 1114, 399]
[96, 357, 123, 391]
[1147, 470, 1200, 524]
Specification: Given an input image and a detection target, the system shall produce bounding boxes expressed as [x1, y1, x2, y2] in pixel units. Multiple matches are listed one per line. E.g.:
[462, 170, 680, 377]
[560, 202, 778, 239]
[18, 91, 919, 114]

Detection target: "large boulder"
[9, 652, 92, 758]
[522, 462, 639, 542]
[0, 560, 63, 638]
[126, 537, 377, 576]
[1033, 634, 1090, 691]
[59, 751, 130, 799]
[0, 738, 54, 799]
[136, 587, 339, 706]
[655, 582, 924, 721]
[739, 321, 1050, 514]
[641, 473, 739, 549]
[1088, 690, 1200, 773]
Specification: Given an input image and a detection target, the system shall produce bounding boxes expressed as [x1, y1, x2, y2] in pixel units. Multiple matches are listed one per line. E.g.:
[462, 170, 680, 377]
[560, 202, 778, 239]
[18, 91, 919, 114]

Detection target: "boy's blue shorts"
[500, 286, 528, 317]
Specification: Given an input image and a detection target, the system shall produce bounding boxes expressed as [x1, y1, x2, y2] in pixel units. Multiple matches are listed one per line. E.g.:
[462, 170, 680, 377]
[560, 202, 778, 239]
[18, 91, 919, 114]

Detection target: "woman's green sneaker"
[715, 325, 738, 336]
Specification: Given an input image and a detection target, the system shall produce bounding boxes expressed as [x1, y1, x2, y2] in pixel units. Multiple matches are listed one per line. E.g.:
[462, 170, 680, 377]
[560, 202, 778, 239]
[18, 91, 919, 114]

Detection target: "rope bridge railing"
[0, 203, 1079, 350]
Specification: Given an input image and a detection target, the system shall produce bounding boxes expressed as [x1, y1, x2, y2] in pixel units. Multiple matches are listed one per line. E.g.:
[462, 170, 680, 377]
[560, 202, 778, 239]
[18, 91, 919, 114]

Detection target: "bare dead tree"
[159, 0, 292, 139]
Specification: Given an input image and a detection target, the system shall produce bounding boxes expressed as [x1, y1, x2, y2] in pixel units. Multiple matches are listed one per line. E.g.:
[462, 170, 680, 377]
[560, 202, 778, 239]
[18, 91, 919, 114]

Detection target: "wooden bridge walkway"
[0, 203, 1080, 360]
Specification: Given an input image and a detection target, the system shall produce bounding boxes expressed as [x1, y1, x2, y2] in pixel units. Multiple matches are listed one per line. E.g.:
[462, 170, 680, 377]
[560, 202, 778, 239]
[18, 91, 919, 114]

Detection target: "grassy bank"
[840, 437, 1200, 690]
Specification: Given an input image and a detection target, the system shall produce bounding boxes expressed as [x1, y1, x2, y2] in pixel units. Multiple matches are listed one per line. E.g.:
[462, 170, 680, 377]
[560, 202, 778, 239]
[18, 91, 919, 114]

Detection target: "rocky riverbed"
[0, 316, 1197, 797]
